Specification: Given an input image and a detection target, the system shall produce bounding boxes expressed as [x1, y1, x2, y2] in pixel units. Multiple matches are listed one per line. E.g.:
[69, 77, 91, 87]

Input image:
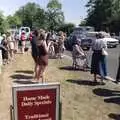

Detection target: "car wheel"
[86, 47, 90, 50]
[113, 45, 117, 48]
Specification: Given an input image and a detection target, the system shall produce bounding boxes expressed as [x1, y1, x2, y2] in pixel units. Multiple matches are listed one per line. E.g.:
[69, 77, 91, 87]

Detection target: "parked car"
[71, 26, 95, 50]
[80, 31, 98, 50]
[81, 31, 119, 49]
[64, 31, 119, 51]
[104, 37, 119, 48]
[64, 31, 97, 51]
[100, 32, 119, 48]
[111, 36, 120, 43]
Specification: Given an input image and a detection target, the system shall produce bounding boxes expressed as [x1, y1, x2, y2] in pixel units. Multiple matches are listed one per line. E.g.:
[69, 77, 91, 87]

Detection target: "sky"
[0, 0, 89, 25]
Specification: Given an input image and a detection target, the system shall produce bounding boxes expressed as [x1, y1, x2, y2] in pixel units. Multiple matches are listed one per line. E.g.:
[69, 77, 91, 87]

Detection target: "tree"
[7, 15, 22, 28]
[79, 20, 87, 26]
[86, 0, 120, 34]
[33, 8, 47, 29]
[47, 0, 64, 30]
[0, 11, 9, 33]
[15, 2, 40, 29]
[86, 0, 113, 31]
[57, 23, 75, 36]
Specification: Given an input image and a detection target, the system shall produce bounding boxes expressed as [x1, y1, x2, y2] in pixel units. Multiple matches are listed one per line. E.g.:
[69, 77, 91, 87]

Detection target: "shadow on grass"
[93, 88, 120, 97]
[104, 97, 120, 105]
[15, 70, 34, 74]
[10, 74, 33, 80]
[13, 79, 34, 84]
[59, 66, 83, 71]
[93, 88, 120, 105]
[93, 88, 120, 118]
[108, 113, 120, 120]
[66, 79, 104, 86]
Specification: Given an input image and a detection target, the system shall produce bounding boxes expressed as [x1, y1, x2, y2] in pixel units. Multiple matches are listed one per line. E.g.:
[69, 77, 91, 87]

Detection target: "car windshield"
[86, 32, 98, 37]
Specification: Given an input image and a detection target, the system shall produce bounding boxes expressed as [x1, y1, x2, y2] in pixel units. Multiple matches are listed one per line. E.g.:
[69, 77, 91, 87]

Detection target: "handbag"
[102, 48, 108, 56]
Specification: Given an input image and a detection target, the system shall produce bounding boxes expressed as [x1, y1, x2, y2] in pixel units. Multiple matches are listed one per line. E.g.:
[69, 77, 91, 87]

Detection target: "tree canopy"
[46, 0, 64, 30]
[7, 15, 22, 28]
[12, 1, 64, 31]
[86, 0, 120, 34]
[57, 23, 75, 36]
[0, 1, 70, 33]
[0, 11, 9, 33]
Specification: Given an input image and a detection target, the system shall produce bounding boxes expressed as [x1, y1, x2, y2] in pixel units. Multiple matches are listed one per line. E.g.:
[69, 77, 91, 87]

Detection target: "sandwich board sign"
[12, 83, 60, 120]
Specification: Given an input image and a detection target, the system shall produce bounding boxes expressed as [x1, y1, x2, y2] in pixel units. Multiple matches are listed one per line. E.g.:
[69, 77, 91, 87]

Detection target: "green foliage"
[79, 20, 87, 26]
[0, 1, 66, 32]
[57, 23, 75, 36]
[47, 0, 64, 30]
[14, 1, 64, 30]
[47, 0, 62, 10]
[15, 2, 40, 28]
[7, 15, 22, 28]
[33, 8, 47, 29]
[0, 11, 9, 33]
[86, 0, 120, 33]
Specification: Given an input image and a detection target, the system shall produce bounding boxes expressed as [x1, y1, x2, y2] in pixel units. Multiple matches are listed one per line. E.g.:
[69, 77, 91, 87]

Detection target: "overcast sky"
[0, 0, 89, 25]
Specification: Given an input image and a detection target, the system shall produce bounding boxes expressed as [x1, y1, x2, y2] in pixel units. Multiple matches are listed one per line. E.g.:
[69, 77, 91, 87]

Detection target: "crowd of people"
[0, 32, 16, 65]
[0, 29, 119, 84]
[0, 29, 67, 82]
[30, 29, 66, 82]
[0, 30, 31, 66]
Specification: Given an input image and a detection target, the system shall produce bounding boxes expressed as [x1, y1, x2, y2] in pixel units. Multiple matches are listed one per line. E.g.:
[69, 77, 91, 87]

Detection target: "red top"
[21, 33, 26, 41]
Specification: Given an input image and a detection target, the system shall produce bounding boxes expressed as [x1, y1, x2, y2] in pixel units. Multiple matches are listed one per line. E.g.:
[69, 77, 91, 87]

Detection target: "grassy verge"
[0, 53, 120, 120]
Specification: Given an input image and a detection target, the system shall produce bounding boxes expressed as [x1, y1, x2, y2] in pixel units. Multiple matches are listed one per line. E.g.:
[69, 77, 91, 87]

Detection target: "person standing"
[30, 30, 39, 81]
[91, 33, 108, 84]
[33, 30, 48, 83]
[14, 32, 19, 52]
[57, 31, 65, 58]
[6, 32, 15, 61]
[20, 31, 26, 54]
[99, 33, 108, 80]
